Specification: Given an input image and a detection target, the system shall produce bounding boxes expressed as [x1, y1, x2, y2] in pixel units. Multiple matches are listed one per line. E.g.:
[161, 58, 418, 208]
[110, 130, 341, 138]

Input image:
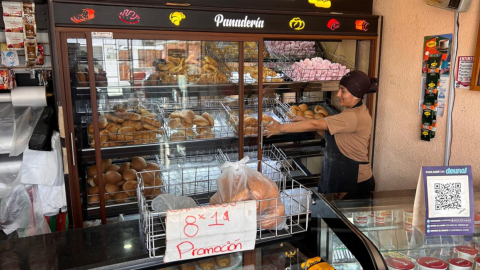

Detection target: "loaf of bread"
[202, 112, 215, 126]
[193, 115, 209, 126]
[181, 110, 195, 124]
[105, 113, 124, 123]
[140, 116, 161, 128]
[198, 258, 215, 270]
[122, 112, 142, 121]
[168, 118, 182, 129]
[117, 126, 136, 141]
[169, 111, 183, 119]
[122, 120, 143, 131]
[215, 254, 231, 267]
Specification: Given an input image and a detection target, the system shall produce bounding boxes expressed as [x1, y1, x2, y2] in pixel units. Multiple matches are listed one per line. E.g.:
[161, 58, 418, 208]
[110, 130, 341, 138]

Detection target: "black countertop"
[0, 220, 161, 270]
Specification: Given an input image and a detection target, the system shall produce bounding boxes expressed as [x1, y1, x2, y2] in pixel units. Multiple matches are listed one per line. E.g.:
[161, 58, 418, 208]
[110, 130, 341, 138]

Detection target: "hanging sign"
[164, 201, 257, 263]
[455, 56, 474, 89]
[413, 166, 474, 236]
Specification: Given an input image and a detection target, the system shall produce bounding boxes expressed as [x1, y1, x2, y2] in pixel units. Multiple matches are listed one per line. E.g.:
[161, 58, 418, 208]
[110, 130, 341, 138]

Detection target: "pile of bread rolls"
[146, 55, 228, 85]
[240, 65, 283, 83]
[88, 105, 163, 148]
[209, 170, 285, 230]
[289, 104, 329, 119]
[229, 113, 274, 136]
[86, 157, 163, 205]
[170, 254, 231, 270]
[167, 109, 216, 141]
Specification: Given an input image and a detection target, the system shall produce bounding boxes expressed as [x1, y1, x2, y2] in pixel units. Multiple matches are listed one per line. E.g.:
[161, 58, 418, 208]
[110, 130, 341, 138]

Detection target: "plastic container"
[416, 257, 447, 270]
[455, 246, 479, 262]
[448, 258, 473, 270]
[385, 258, 415, 270]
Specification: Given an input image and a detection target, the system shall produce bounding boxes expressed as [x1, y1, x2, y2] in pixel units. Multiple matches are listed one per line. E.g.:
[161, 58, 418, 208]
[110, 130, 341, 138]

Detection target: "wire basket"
[218, 145, 294, 175]
[221, 98, 292, 137]
[85, 155, 161, 210]
[161, 100, 236, 142]
[136, 160, 312, 258]
[161, 149, 224, 170]
[283, 98, 339, 119]
[86, 101, 164, 148]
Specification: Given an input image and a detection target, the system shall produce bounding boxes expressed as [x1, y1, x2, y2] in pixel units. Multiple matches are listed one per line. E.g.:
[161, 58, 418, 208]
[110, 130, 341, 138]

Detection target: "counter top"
[0, 220, 161, 270]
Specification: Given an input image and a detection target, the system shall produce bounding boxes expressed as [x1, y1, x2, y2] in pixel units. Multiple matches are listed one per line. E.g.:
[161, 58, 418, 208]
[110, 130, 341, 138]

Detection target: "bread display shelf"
[137, 159, 311, 258]
[221, 98, 292, 137]
[161, 101, 236, 142]
[161, 149, 223, 170]
[86, 101, 164, 148]
[283, 99, 339, 120]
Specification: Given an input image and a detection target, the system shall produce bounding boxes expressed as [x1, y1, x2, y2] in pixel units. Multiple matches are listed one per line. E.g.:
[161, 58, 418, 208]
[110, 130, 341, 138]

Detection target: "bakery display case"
[325, 189, 480, 269]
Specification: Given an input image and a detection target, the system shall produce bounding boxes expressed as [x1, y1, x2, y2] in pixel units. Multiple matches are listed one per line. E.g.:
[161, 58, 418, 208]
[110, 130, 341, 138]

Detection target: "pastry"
[178, 128, 195, 138]
[98, 116, 108, 129]
[179, 262, 195, 270]
[122, 112, 142, 121]
[88, 124, 94, 135]
[170, 132, 186, 141]
[314, 113, 325, 119]
[196, 132, 215, 139]
[169, 111, 183, 119]
[198, 258, 215, 270]
[122, 180, 137, 197]
[299, 104, 308, 112]
[117, 126, 136, 141]
[140, 117, 161, 128]
[262, 114, 274, 124]
[142, 123, 162, 133]
[105, 113, 124, 123]
[122, 120, 143, 131]
[168, 118, 182, 129]
[181, 110, 195, 124]
[193, 115, 209, 126]
[304, 110, 314, 116]
[215, 254, 231, 267]
[202, 112, 215, 126]
[196, 126, 211, 134]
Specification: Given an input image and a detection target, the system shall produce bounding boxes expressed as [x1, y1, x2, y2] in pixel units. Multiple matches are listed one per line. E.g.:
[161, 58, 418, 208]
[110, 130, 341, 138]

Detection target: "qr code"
[434, 183, 462, 210]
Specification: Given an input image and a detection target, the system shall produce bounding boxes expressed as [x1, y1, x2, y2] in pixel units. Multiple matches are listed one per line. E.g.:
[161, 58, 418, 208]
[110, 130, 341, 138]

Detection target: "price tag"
[164, 201, 257, 262]
[92, 32, 113, 39]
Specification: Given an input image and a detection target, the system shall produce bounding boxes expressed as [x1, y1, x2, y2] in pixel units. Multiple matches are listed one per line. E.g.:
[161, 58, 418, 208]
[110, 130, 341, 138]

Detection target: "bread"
[98, 116, 108, 129]
[122, 168, 137, 181]
[304, 110, 314, 116]
[179, 262, 195, 270]
[178, 128, 195, 138]
[135, 106, 149, 114]
[118, 127, 136, 141]
[196, 126, 212, 134]
[122, 121, 143, 131]
[114, 192, 129, 203]
[119, 162, 130, 174]
[88, 124, 94, 135]
[87, 165, 98, 177]
[145, 163, 160, 171]
[248, 177, 278, 213]
[105, 113, 124, 123]
[169, 111, 183, 119]
[115, 109, 128, 117]
[142, 123, 161, 133]
[106, 164, 120, 172]
[181, 110, 195, 124]
[105, 183, 120, 194]
[101, 159, 112, 172]
[295, 110, 304, 117]
[193, 115, 210, 126]
[299, 104, 308, 112]
[198, 258, 215, 270]
[260, 202, 285, 229]
[314, 105, 326, 114]
[143, 183, 154, 199]
[93, 174, 101, 186]
[117, 180, 126, 187]
[314, 113, 325, 119]
[122, 112, 141, 121]
[140, 169, 154, 185]
[215, 255, 231, 267]
[131, 157, 147, 171]
[196, 132, 215, 139]
[244, 126, 257, 135]
[202, 112, 215, 126]
[316, 108, 329, 117]
[87, 177, 96, 187]
[262, 114, 274, 124]
[244, 116, 257, 126]
[122, 180, 137, 197]
[140, 117, 161, 128]
[107, 124, 122, 141]
[170, 132, 186, 141]
[290, 105, 300, 114]
[168, 118, 182, 129]
[304, 115, 313, 119]
[88, 194, 113, 205]
[88, 186, 99, 195]
[231, 189, 251, 202]
[105, 171, 123, 185]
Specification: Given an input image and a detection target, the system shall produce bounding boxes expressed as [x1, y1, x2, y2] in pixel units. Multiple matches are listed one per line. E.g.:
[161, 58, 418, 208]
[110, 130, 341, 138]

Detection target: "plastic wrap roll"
[10, 86, 46, 107]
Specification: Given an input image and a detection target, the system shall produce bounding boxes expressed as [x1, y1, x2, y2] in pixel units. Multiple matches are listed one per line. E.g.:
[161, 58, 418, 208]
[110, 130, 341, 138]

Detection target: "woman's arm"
[265, 118, 328, 138]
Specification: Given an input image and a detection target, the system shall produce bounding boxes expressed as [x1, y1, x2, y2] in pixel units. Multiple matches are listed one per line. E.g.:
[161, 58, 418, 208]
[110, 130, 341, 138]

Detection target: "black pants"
[342, 175, 375, 200]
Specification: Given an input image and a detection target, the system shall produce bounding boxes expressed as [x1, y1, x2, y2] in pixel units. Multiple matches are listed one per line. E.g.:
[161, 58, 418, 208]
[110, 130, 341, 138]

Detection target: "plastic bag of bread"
[210, 156, 287, 230]
[152, 194, 198, 212]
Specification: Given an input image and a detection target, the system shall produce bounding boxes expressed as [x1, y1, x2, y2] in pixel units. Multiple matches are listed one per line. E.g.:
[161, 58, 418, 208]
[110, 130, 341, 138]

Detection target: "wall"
[373, 0, 480, 190]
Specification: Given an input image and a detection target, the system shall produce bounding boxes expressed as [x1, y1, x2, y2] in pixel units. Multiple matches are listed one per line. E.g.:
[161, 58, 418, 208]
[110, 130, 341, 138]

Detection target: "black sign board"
[54, 0, 373, 15]
[55, 3, 378, 36]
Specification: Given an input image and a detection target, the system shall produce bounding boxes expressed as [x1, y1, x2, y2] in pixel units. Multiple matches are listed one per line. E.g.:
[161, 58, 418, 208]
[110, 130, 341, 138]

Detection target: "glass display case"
[325, 189, 480, 269]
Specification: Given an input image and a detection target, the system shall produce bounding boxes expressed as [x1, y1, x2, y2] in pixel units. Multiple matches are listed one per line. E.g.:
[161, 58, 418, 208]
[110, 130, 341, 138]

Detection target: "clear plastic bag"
[210, 156, 287, 230]
[151, 194, 198, 212]
[10, 106, 44, 156]
[0, 103, 14, 154]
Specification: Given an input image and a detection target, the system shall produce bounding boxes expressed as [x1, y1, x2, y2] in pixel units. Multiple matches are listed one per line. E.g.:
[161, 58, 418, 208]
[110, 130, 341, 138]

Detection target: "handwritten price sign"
[164, 201, 257, 263]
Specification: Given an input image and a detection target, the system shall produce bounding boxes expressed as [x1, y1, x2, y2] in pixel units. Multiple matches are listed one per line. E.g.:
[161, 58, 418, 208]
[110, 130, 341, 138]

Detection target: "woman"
[265, 71, 378, 194]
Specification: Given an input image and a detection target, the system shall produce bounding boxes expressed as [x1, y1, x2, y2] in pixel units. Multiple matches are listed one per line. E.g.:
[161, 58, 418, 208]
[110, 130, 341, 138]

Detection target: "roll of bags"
[209, 156, 287, 230]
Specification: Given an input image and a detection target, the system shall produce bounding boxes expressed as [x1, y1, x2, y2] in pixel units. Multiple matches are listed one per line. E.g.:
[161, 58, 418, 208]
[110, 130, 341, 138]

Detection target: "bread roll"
[304, 115, 313, 119]
[304, 110, 314, 116]
[181, 110, 195, 124]
[105, 171, 122, 185]
[260, 202, 285, 229]
[290, 105, 300, 114]
[169, 111, 183, 119]
[101, 159, 112, 172]
[244, 116, 257, 126]
[140, 169, 154, 185]
[99, 130, 110, 143]
[88, 194, 113, 205]
[88, 186, 99, 195]
[98, 116, 108, 129]
[295, 110, 304, 117]
[170, 132, 186, 141]
[105, 113, 124, 123]
[122, 120, 143, 131]
[87, 177, 96, 187]
[105, 183, 120, 194]
[140, 117, 161, 128]
[314, 113, 325, 119]
[143, 183, 154, 199]
[87, 165, 98, 177]
[122, 168, 137, 181]
[316, 108, 329, 117]
[299, 104, 308, 112]
[262, 114, 274, 124]
[122, 112, 141, 121]
[231, 188, 251, 202]
[131, 156, 147, 171]
[244, 126, 257, 135]
[314, 105, 326, 114]
[115, 109, 128, 117]
[106, 164, 120, 172]
[88, 124, 94, 135]
[198, 258, 215, 270]
[202, 112, 215, 126]
[196, 126, 211, 134]
[215, 255, 231, 267]
[178, 128, 195, 138]
[114, 192, 129, 203]
[196, 132, 215, 139]
[179, 262, 195, 270]
[122, 180, 137, 197]
[180, 118, 194, 128]
[93, 174, 101, 186]
[193, 115, 209, 126]
[145, 163, 160, 171]
[119, 162, 130, 174]
[168, 118, 182, 129]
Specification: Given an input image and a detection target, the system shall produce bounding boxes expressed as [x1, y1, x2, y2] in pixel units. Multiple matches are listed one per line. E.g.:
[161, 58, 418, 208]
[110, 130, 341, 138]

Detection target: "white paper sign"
[455, 56, 474, 89]
[92, 32, 113, 39]
[164, 201, 257, 263]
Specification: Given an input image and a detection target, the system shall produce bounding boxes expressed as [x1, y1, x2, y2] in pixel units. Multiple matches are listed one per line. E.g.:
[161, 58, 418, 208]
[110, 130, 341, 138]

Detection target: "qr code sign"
[434, 183, 462, 210]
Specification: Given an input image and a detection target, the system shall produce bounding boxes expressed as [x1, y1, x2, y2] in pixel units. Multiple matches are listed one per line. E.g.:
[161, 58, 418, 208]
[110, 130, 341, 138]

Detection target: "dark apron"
[318, 101, 369, 194]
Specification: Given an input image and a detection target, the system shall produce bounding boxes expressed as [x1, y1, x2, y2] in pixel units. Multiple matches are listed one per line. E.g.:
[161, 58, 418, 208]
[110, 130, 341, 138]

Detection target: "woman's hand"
[292, 117, 307, 122]
[264, 119, 282, 138]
